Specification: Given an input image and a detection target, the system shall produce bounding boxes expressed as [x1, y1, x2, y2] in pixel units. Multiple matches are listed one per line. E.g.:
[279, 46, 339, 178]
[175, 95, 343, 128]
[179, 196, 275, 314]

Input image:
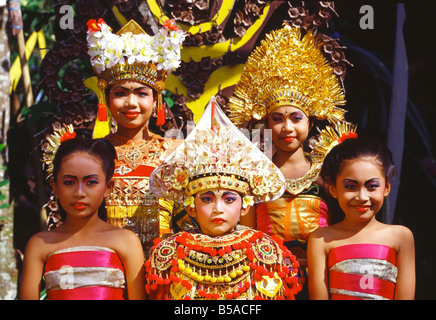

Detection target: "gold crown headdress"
[86, 18, 185, 137]
[149, 98, 286, 206]
[228, 24, 346, 125]
[41, 124, 77, 180]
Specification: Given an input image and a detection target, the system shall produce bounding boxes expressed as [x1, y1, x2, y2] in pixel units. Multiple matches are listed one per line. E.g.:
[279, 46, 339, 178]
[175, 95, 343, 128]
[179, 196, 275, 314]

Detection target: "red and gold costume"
[85, 19, 190, 256]
[146, 226, 300, 300]
[104, 133, 185, 257]
[147, 99, 302, 300]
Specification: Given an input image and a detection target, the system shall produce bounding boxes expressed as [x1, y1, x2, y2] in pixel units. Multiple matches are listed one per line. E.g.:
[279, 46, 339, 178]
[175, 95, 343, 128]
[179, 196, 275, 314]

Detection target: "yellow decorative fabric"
[256, 184, 328, 243]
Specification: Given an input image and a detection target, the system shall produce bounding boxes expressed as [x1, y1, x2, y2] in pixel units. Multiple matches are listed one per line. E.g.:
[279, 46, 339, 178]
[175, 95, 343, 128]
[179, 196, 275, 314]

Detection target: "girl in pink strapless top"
[19, 135, 145, 300]
[327, 243, 398, 300]
[307, 138, 415, 300]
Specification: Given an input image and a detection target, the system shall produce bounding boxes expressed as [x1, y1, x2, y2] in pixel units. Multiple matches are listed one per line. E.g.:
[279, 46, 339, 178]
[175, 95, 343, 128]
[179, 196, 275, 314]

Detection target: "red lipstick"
[211, 218, 225, 224]
[73, 202, 87, 210]
[353, 205, 370, 213]
[124, 111, 140, 119]
[282, 136, 295, 142]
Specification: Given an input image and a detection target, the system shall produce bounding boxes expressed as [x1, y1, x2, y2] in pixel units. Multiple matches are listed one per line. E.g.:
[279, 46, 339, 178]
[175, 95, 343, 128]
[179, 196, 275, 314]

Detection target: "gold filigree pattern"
[150, 101, 286, 204]
[106, 133, 179, 170]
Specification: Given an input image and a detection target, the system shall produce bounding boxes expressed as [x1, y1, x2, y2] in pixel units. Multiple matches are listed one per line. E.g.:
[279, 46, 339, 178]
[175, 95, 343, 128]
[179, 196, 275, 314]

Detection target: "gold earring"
[47, 193, 59, 212]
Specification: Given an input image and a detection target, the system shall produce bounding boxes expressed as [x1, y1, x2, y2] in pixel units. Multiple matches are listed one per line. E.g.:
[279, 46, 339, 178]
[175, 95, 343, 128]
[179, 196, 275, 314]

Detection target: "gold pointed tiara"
[149, 100, 286, 203]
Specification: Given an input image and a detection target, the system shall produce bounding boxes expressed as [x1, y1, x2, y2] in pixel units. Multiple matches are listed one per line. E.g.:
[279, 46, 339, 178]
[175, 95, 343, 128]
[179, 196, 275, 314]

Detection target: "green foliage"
[10, 1, 55, 118]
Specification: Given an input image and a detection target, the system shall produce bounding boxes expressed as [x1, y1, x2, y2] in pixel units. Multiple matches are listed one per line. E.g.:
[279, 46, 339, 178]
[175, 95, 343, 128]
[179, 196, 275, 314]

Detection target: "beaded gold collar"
[285, 163, 321, 195]
[105, 133, 176, 170]
[145, 226, 301, 300]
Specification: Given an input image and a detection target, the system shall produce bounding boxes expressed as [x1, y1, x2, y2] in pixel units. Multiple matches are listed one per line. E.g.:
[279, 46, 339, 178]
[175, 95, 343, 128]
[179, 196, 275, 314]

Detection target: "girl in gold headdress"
[86, 18, 191, 257]
[228, 24, 354, 292]
[144, 99, 302, 300]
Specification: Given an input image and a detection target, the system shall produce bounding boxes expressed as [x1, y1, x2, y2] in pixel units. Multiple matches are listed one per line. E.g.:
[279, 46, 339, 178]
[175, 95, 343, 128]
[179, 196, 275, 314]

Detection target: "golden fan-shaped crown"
[228, 24, 346, 125]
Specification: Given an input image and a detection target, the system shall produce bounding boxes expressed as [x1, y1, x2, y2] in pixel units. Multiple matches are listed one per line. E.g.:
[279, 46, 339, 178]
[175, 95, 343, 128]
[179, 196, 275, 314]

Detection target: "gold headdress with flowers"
[149, 98, 286, 207]
[41, 124, 77, 180]
[228, 24, 346, 125]
[86, 18, 185, 137]
[310, 119, 358, 164]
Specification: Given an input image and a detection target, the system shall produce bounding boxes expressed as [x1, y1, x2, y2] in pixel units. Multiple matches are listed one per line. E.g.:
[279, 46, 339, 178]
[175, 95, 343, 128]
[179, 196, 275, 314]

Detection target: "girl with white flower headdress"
[144, 98, 302, 300]
[85, 18, 191, 258]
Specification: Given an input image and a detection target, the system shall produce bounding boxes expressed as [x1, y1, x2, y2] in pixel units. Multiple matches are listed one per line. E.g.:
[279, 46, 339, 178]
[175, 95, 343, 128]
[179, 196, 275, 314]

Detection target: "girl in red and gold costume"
[20, 127, 145, 300]
[85, 18, 190, 257]
[145, 100, 302, 300]
[308, 137, 415, 300]
[227, 24, 351, 295]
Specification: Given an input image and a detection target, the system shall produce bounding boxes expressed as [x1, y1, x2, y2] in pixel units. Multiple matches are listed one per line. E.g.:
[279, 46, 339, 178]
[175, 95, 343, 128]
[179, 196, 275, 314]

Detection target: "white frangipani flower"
[87, 18, 185, 74]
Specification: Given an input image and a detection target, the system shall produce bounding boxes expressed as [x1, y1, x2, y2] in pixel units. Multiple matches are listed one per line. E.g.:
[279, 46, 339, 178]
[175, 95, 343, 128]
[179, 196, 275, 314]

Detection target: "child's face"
[189, 188, 248, 237]
[267, 105, 310, 153]
[108, 80, 155, 131]
[52, 152, 112, 220]
[329, 156, 391, 223]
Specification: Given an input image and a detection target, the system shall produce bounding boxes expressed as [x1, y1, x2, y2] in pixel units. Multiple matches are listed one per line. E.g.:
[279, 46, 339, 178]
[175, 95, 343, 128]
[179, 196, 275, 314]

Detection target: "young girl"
[227, 24, 347, 296]
[20, 132, 146, 300]
[85, 18, 190, 257]
[144, 100, 302, 300]
[307, 137, 415, 300]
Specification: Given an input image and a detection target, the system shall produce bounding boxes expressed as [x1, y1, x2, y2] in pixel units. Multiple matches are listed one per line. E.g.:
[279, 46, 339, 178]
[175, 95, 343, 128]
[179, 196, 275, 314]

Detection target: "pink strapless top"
[328, 244, 398, 300]
[44, 246, 126, 300]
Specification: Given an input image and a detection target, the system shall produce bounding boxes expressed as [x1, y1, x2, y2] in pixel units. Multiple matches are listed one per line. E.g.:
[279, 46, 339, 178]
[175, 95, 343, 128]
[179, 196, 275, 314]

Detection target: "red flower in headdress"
[163, 19, 179, 31]
[60, 131, 76, 143]
[337, 132, 358, 143]
[87, 18, 105, 32]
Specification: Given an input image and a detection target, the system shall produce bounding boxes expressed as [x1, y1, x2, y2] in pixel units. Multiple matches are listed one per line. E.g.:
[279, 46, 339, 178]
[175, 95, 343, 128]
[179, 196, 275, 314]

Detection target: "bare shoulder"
[24, 231, 55, 261]
[105, 227, 142, 255]
[390, 224, 414, 243]
[26, 231, 48, 248]
[381, 223, 413, 240]
[309, 225, 338, 242]
[308, 226, 335, 254]
[379, 224, 414, 252]
[309, 226, 328, 240]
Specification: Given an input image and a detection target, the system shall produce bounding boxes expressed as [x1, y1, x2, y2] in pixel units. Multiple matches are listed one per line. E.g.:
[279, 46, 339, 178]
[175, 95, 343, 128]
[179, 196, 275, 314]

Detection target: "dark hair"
[321, 137, 396, 186]
[52, 136, 116, 221]
[320, 137, 396, 224]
